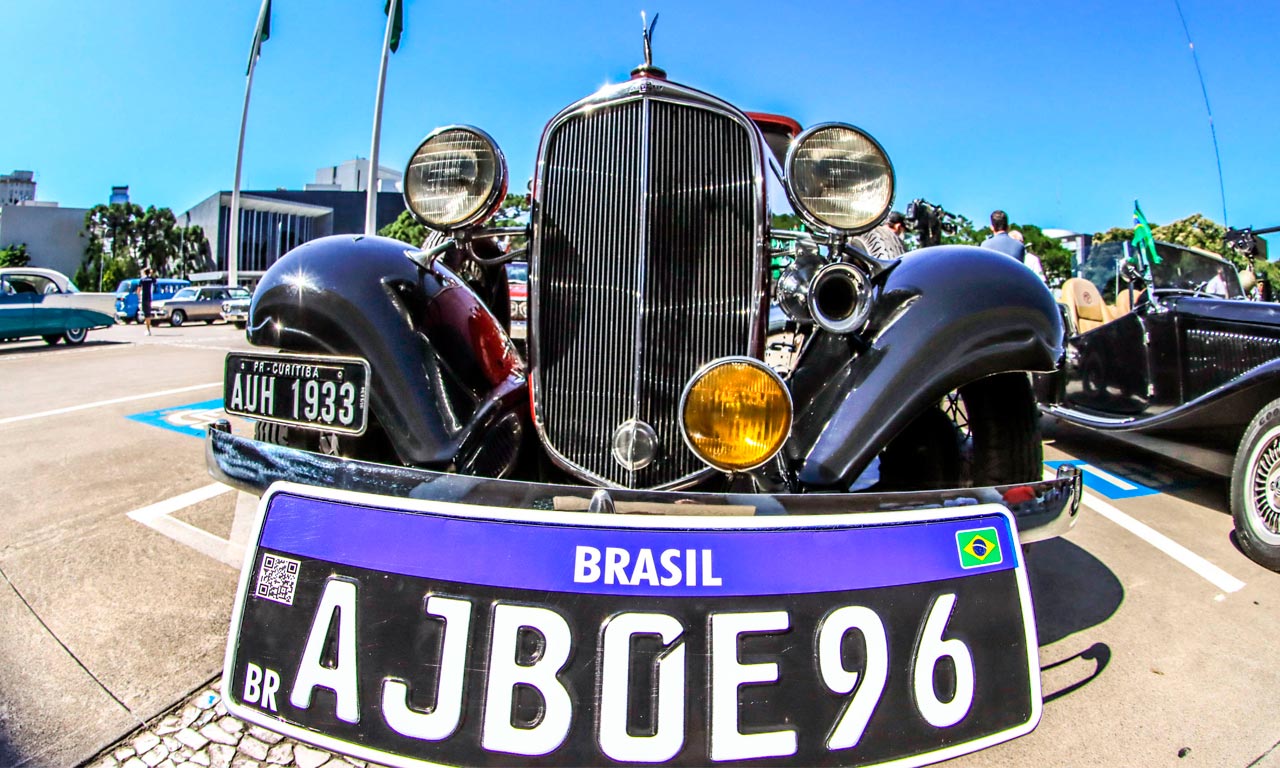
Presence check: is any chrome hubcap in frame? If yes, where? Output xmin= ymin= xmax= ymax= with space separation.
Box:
xmin=1247 ymin=428 xmax=1280 ymax=545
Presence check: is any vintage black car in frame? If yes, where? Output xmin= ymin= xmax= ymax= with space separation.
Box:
xmin=208 ymin=39 xmax=1083 ymax=768
xmin=1037 ymin=238 xmax=1280 ymax=570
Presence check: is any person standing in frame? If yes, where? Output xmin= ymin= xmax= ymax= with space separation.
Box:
xmin=137 ymin=267 xmax=156 ymax=336
xmin=856 ymin=210 xmax=908 ymax=259
xmin=1009 ymin=230 xmax=1044 ymax=282
xmin=981 ymin=210 xmax=1025 ymax=263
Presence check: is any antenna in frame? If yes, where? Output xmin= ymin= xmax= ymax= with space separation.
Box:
xmin=1172 ymin=0 xmax=1228 ymax=226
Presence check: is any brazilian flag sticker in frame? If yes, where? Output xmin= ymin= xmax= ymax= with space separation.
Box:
xmin=956 ymin=527 xmax=1003 ymax=569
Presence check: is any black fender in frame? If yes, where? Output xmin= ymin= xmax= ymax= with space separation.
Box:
xmin=247 ymin=235 xmax=524 ymax=467
xmin=790 ymin=245 xmax=1063 ymax=488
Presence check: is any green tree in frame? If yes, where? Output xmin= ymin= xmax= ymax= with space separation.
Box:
xmin=379 ymin=210 xmax=429 ymax=247
xmin=175 ymin=225 xmax=211 ymax=278
xmin=0 ymin=243 xmax=31 ymax=268
xmin=77 ymin=203 xmax=197 ymax=288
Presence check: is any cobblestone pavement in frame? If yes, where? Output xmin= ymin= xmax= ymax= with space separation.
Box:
xmin=84 ymin=678 xmax=374 ymax=768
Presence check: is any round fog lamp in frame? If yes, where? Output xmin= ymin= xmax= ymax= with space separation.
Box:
xmin=403 ymin=125 xmax=507 ymax=231
xmin=680 ymin=358 xmax=792 ymax=472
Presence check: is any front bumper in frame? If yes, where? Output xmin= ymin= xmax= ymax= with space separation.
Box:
xmin=207 ymin=422 xmax=1082 ymax=543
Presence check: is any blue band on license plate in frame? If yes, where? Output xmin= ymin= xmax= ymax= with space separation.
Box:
xmin=224 ymin=482 xmax=1041 ymax=768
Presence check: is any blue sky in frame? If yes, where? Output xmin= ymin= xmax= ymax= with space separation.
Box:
xmin=3 ymin=1 xmax=1278 ymax=237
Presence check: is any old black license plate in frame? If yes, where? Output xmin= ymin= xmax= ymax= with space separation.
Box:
xmin=224 ymin=483 xmax=1041 ymax=768
xmin=224 ymin=352 xmax=369 ymax=434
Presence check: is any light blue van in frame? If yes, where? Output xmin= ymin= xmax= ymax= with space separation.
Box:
xmin=114 ymin=278 xmax=189 ymax=323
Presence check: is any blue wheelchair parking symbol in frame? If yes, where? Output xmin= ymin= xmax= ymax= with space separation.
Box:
xmin=1044 ymin=460 xmax=1157 ymax=499
xmin=127 ymin=398 xmax=228 ymax=438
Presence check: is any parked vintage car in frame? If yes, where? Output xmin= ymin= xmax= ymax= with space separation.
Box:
xmin=114 ymin=277 xmax=189 ymax=323
xmin=209 ymin=39 xmax=1083 ymax=768
xmin=1037 ymin=238 xmax=1280 ymax=570
xmin=0 ymin=267 xmax=114 ymax=345
xmin=155 ymin=285 xmax=249 ymax=326
xmin=221 ymin=293 xmax=251 ymax=330
xmin=506 ymin=260 xmax=527 ymax=339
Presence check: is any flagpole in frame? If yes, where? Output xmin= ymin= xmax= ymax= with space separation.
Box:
xmin=228 ymin=62 xmax=256 ymax=287
xmin=365 ymin=0 xmax=399 ymax=236
xmin=229 ymin=0 xmax=270 ymax=287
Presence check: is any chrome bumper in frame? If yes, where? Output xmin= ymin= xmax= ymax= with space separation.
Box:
xmin=206 ymin=421 xmax=1082 ymax=543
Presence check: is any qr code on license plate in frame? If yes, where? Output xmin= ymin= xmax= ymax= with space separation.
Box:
xmin=254 ymin=553 xmax=301 ymax=606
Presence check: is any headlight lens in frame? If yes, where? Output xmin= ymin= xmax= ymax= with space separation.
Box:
xmin=680 ymin=358 xmax=792 ymax=472
xmin=784 ymin=123 xmax=894 ymax=234
xmin=403 ymin=126 xmax=507 ymax=231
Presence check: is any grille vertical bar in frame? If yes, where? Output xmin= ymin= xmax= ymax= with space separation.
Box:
xmin=535 ymin=95 xmax=758 ymax=488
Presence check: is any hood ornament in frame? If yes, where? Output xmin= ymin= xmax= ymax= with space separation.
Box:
xmin=631 ymin=11 xmax=666 ymax=78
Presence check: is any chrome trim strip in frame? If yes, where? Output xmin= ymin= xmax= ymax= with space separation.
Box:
xmin=208 ymin=424 xmax=1080 ymax=543
xmin=629 ymin=96 xmax=653 ymax=488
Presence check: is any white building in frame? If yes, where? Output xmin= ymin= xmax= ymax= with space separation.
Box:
xmin=306 ymin=159 xmax=402 ymax=193
xmin=1 ymin=170 xmax=36 ymax=205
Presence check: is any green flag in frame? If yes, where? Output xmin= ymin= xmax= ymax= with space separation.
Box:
xmin=246 ymin=0 xmax=271 ymax=75
xmin=384 ymin=0 xmax=404 ymax=53
xmin=1132 ymin=200 xmax=1161 ymax=264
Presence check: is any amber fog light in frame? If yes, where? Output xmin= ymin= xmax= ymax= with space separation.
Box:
xmin=679 ymin=358 xmax=792 ymax=472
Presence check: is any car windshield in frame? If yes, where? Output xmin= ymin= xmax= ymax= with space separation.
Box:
xmin=115 ymin=280 xmax=136 ymax=295
xmin=1150 ymin=243 xmax=1243 ymax=298
xmin=172 ymin=288 xmax=198 ymax=301
xmin=229 ymin=287 xmax=251 ymax=299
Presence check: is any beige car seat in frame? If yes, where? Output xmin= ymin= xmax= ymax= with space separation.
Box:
xmin=1060 ymin=277 xmax=1111 ymax=334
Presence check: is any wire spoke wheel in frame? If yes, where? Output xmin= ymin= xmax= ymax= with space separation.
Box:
xmin=1231 ymin=399 xmax=1280 ymax=571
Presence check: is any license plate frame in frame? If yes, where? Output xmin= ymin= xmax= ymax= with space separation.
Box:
xmin=223 ymin=482 xmax=1041 ymax=768
xmin=224 ymin=351 xmax=370 ymax=435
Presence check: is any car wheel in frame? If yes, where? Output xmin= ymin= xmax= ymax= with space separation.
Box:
xmin=62 ymin=328 xmax=88 ymax=345
xmin=1230 ymin=397 xmax=1280 ymax=571
xmin=880 ymin=373 xmax=1040 ymax=491
xmin=205 ymin=319 xmax=214 ymax=325
xmin=959 ymin=372 xmax=1042 ymax=486
xmin=170 ymin=310 xmax=186 ymax=327
xmin=42 ymin=334 xmax=62 ymax=345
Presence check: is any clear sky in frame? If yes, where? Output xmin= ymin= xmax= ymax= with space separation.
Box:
xmin=3 ymin=1 xmax=1277 ymax=237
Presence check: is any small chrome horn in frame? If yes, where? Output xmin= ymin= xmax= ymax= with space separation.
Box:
xmin=809 ymin=262 xmax=872 ymax=334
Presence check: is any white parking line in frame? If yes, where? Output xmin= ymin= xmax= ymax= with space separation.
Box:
xmin=1078 ymin=462 xmax=1138 ymax=491
xmin=1081 ymin=492 xmax=1246 ymax=594
xmin=127 ymin=483 xmax=241 ymax=568
xmin=0 ymin=382 xmax=220 ymax=426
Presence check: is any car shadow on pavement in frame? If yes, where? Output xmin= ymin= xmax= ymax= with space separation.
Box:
xmin=0 ymin=339 xmax=125 ymax=357
xmin=1024 ymin=537 xmax=1123 ymax=646
xmin=1023 ymin=538 xmax=1122 ymax=702
xmin=1044 ymin=420 xmax=1232 ymax=515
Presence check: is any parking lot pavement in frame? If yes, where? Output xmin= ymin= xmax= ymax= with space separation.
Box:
xmin=0 ymin=323 xmax=252 ymax=766
xmin=5 ymin=326 xmax=1280 ymax=767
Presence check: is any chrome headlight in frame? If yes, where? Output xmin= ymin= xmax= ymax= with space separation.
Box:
xmin=403 ymin=126 xmax=508 ymax=231
xmin=784 ymin=123 xmax=894 ymax=235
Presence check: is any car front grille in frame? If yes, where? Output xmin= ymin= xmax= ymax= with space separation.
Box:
xmin=532 ymin=90 xmax=761 ymax=488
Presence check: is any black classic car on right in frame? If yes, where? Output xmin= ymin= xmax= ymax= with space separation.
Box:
xmin=1037 ymin=238 xmax=1280 ymax=570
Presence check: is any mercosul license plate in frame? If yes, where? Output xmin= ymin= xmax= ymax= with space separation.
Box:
xmin=223 ymin=351 xmax=369 ymax=434
xmin=224 ymin=483 xmax=1041 ymax=768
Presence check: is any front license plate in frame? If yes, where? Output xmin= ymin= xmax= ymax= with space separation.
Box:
xmin=224 ymin=483 xmax=1041 ymax=768
xmin=224 ymin=352 xmax=369 ymax=435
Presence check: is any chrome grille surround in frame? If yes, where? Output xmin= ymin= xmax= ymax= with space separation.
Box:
xmin=529 ymin=78 xmax=768 ymax=489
